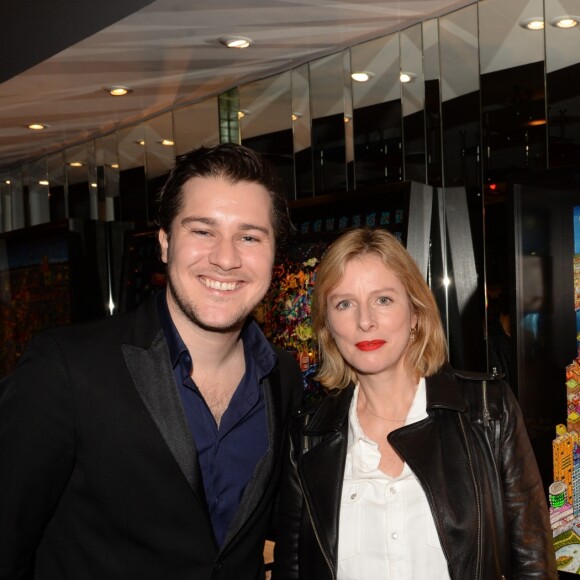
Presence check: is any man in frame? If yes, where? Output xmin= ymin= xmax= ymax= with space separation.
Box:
xmin=0 ymin=143 xmax=303 ymax=579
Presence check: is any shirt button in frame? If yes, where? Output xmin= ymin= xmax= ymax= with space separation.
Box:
xmin=350 ymin=493 xmax=357 ymax=500
xmin=391 ymin=532 xmax=399 ymax=540
xmin=390 ymin=487 xmax=396 ymax=494
xmin=215 ymin=561 xmax=223 ymax=571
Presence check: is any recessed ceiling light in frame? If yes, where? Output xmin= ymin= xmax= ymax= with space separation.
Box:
xmin=90 ymin=182 xmax=98 ymax=188
xmin=551 ymin=15 xmax=580 ymax=28
xmin=106 ymin=86 xmax=132 ymax=96
xmin=38 ymin=180 xmax=49 ymax=186
xmin=351 ymin=71 xmax=374 ymax=83
xmin=291 ymin=112 xmax=303 ymax=121
xmin=136 ymin=140 xmax=145 ymax=146
xmin=68 ymin=162 xmax=83 ymax=167
xmin=219 ymin=36 xmax=253 ymax=49
xmin=5 ymin=180 xmax=11 ymax=184
xmin=237 ymin=110 xmax=250 ymax=119
xmin=400 ymin=72 xmax=417 ymax=83
xmin=110 ymin=163 xmax=119 ymax=169
xmin=27 ymin=123 xmax=48 ymax=130
xmin=159 ymin=139 xmax=175 ymax=146
xmin=519 ymin=17 xmax=544 ymax=30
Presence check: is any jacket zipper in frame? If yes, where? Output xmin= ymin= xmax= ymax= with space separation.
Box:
xmin=482 ymin=380 xmax=491 ymax=427
xmin=458 ymin=413 xmax=482 ymax=579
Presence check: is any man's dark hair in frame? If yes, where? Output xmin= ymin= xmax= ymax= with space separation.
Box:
xmin=155 ymin=143 xmax=293 ymax=249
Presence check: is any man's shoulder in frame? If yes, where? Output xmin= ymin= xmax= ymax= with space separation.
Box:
xmin=33 ymin=297 xmax=159 ymax=351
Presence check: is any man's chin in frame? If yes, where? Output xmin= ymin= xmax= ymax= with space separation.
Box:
xmin=185 ymin=308 xmax=250 ymax=334
xmin=195 ymin=318 xmax=246 ymax=334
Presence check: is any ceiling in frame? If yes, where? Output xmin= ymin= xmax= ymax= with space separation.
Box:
xmin=0 ymin=0 xmax=476 ymax=174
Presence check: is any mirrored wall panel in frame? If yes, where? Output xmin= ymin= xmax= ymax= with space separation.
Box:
xmin=240 ymin=72 xmax=294 ymax=199
xmin=351 ymin=34 xmax=402 ymax=188
xmin=310 ymin=52 xmax=347 ymax=195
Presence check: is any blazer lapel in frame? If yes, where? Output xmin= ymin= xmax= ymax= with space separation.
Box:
xmin=122 ymin=330 xmax=209 ymax=516
xmin=222 ymin=369 xmax=282 ymax=546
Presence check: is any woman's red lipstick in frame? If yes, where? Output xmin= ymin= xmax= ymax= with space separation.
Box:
xmin=355 ymin=340 xmax=385 ymax=351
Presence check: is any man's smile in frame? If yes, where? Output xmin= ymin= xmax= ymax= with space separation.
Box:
xmin=201 ymin=276 xmax=241 ymax=291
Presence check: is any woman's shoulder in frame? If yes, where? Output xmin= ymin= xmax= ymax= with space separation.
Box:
xmin=292 ymin=383 xmax=354 ymax=433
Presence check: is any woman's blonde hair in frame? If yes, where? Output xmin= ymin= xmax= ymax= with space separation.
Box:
xmin=312 ymin=228 xmax=448 ymax=389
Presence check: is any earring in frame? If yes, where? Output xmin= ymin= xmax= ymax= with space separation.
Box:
xmin=409 ymin=327 xmax=416 ymax=343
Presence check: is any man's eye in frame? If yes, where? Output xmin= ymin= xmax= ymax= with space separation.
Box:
xmin=377 ymin=296 xmax=391 ymax=305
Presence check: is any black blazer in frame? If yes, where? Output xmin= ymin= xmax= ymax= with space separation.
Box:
xmin=0 ymin=295 xmax=303 ymax=580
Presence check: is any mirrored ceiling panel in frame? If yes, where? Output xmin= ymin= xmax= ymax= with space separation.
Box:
xmin=351 ymin=34 xmax=400 ymax=110
xmin=546 ymin=0 xmax=580 ymax=73
xmin=479 ymin=0 xmax=545 ymax=75
xmin=439 ymin=4 xmax=479 ymax=103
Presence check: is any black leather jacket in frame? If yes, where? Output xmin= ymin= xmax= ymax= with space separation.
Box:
xmin=273 ymin=365 xmax=557 ymax=579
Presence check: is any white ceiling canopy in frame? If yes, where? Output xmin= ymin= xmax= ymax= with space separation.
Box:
xmin=0 ymin=0 xmax=476 ymax=173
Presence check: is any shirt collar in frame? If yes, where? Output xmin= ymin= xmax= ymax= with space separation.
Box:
xmin=346 ymin=378 xmax=427 ymax=477
xmin=348 ymin=377 xmax=427 ymax=449
xmin=156 ymin=290 xmax=277 ymax=379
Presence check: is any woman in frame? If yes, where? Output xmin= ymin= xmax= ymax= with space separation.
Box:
xmin=273 ymin=228 xmax=556 ymax=579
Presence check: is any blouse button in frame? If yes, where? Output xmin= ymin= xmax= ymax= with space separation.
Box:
xmin=350 ymin=493 xmax=357 ymax=500
xmin=391 ymin=532 xmax=399 ymax=540
xmin=390 ymin=487 xmax=396 ymax=494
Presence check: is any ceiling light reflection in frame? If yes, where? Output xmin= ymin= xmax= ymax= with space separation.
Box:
xmin=551 ymin=16 xmax=580 ymax=28
xmin=219 ymin=36 xmax=253 ymax=49
xmin=519 ymin=17 xmax=544 ymax=30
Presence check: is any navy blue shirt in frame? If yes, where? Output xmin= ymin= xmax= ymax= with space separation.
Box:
xmin=157 ymin=292 xmax=274 ymax=547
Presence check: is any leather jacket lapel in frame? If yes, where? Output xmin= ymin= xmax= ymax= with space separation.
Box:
xmin=298 ymin=387 xmax=352 ymax=568
xmin=122 ymin=330 xmax=209 ymax=516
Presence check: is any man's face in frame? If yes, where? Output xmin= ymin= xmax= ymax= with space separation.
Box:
xmin=158 ymin=175 xmax=276 ymax=334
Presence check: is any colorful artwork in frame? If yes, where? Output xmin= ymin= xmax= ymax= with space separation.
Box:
xmin=0 ymin=233 xmax=72 ymax=377
xmin=550 ymin=205 xmax=580 ymax=574
xmin=255 ymin=239 xmax=331 ymax=402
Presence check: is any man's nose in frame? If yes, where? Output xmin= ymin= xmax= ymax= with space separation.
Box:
xmin=208 ymin=238 xmax=242 ymax=270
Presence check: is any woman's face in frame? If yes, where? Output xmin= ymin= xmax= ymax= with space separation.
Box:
xmin=326 ymin=254 xmax=417 ymax=380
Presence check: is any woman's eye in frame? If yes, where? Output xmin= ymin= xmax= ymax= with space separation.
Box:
xmin=336 ymin=300 xmax=351 ymax=310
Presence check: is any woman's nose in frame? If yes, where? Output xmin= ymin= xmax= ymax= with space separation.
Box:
xmin=357 ymin=305 xmax=377 ymax=332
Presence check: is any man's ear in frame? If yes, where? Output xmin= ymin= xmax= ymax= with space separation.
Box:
xmin=158 ymin=229 xmax=169 ymax=264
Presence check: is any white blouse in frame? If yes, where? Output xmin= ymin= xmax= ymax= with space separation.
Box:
xmin=337 ymin=379 xmax=451 ymax=580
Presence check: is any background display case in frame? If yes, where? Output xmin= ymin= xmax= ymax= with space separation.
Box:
xmin=0 ymin=219 xmax=128 ymax=377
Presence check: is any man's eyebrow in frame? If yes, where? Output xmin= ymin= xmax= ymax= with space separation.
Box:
xmin=239 ymin=223 xmax=271 ymax=236
xmin=180 ymin=216 xmax=215 ymax=227
xmin=180 ymin=216 xmax=271 ymax=236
